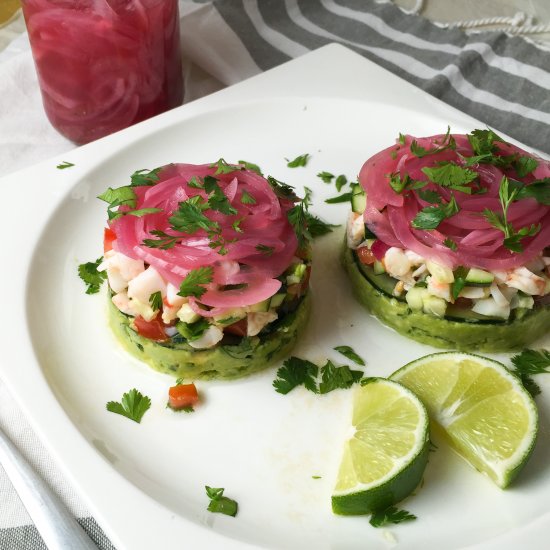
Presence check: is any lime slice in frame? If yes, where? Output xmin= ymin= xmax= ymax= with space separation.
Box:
xmin=391 ymin=352 xmax=538 ymax=488
xmin=332 ymin=378 xmax=430 ymax=515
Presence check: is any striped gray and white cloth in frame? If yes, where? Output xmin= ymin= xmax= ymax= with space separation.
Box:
xmin=1 ymin=1 xmax=549 ymax=548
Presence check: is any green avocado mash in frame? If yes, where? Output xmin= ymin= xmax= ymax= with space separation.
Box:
xmin=342 ymin=245 xmax=550 ymax=352
xmin=108 ymin=292 xmax=311 ymax=380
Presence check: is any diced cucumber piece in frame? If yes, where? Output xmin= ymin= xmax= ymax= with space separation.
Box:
xmin=213 ymin=307 xmax=247 ymax=325
xmin=422 ymin=295 xmax=447 ymax=318
xmin=351 ymin=184 xmax=366 ymax=214
xmin=465 ymin=268 xmax=495 ymax=286
xmin=406 ymin=287 xmax=426 ymax=311
xmin=511 ymin=294 xmax=534 ymax=310
xmin=286 ymin=263 xmax=307 ymax=285
xmin=177 ymin=303 xmax=201 ymax=324
xmin=373 ymin=260 xmax=386 ymax=275
xmin=269 ymin=293 xmax=286 ymax=309
xmin=249 ymin=298 xmax=271 ymax=313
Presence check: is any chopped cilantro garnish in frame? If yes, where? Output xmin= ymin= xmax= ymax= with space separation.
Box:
xmin=106 ymin=388 xmax=151 ymax=423
xmin=421 ymin=161 xmax=478 ymax=193
xmin=417 ymin=189 xmax=442 ymax=204
xmin=273 ymin=356 xmax=364 ymax=395
xmin=205 ymin=486 xmax=238 ymax=517
xmin=169 ymin=196 xmax=215 ymax=234
xmin=78 ymin=257 xmax=107 ymax=295
xmin=514 ymin=156 xmax=538 ymax=178
xmin=325 ymin=192 xmax=353 ymax=204
xmin=411 ymin=194 xmax=459 ymax=230
xmin=443 ymin=237 xmax=458 ymax=251
xmin=304 ymin=212 xmax=339 ymax=238
xmin=176 ymin=318 xmax=210 ymax=341
xmin=149 ymin=291 xmax=162 ymax=311
xmin=273 ymin=357 xmax=319 ymax=394
xmin=177 ymin=267 xmax=213 ymax=298
xmin=56 ymin=161 xmax=74 ymax=169
xmin=286 ymin=153 xmax=310 ymax=168
xmin=410 ymin=126 xmax=455 ymax=158
xmin=267 ymin=176 xmax=299 ymax=201
xmin=238 ymin=159 xmax=263 ymax=175
xmin=515 ymin=178 xmax=550 ymax=205
xmin=483 ymin=176 xmax=541 ymax=252
xmin=130 ymin=167 xmax=161 ymax=186
xmin=318 ymin=360 xmax=363 ymax=394
xmin=398 ymin=132 xmax=407 ymax=145
xmin=241 ymin=190 xmax=257 ymax=205
xmin=317 ymin=171 xmax=334 ymax=183
xmin=333 ymin=345 xmax=365 ymax=366
xmin=369 ymin=506 xmax=417 ymax=528
xmin=335 ymin=175 xmax=348 ymax=192
xmin=510 ymin=349 xmax=550 ymax=396
xmin=256 ymin=244 xmax=274 ymax=256
xmin=388 ymin=173 xmax=426 ymax=194
xmin=210 ymin=158 xmax=237 ymax=175
xmin=143 ymin=229 xmax=181 ymax=249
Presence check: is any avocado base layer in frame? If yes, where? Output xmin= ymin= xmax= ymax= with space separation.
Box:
xmin=342 ymin=245 xmax=550 ymax=352
xmin=108 ymin=293 xmax=311 ymax=380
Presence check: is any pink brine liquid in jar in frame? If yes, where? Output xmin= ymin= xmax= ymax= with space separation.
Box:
xmin=22 ymin=0 xmax=183 ymax=144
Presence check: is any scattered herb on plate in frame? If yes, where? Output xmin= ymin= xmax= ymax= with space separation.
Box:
xmin=56 ymin=161 xmax=74 ymax=169
xmin=286 ymin=153 xmax=310 ymax=168
xmin=205 ymin=486 xmax=238 ymax=517
xmin=106 ymin=388 xmax=151 ymax=423
xmin=369 ymin=506 xmax=417 ymax=528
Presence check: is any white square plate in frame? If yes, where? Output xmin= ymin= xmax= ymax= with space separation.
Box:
xmin=1 ymin=44 xmax=549 ymax=549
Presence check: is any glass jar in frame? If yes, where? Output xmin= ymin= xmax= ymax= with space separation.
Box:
xmin=21 ymin=0 xmax=184 ymax=144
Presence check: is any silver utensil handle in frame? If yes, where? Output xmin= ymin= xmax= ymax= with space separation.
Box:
xmin=0 ymin=427 xmax=99 ymax=550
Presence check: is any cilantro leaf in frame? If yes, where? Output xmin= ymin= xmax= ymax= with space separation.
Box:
xmin=514 ymin=156 xmax=538 ymax=178
xmin=318 ymin=360 xmax=363 ymax=394
xmin=241 ymin=190 xmax=257 ymax=205
xmin=207 ymin=181 xmax=238 ymax=215
xmin=421 ymin=162 xmax=478 ymax=193
xmin=467 ymin=128 xmax=505 ymax=157
xmin=98 ymin=186 xmax=136 ymax=209
xmin=333 ymin=345 xmax=365 ymax=366
xmin=149 ymin=291 xmax=162 ymax=311
xmin=56 ymin=161 xmax=74 ymax=169
xmin=267 ymin=176 xmax=299 ymax=201
xmin=388 ymin=173 xmax=426 ymax=194
xmin=503 ymin=224 xmax=540 ymax=253
xmin=287 ymin=189 xmax=313 ymax=249
xmin=417 ymin=189 xmax=442 ymax=204
xmin=256 ymin=244 xmax=274 ymax=256
xmin=210 ymin=158 xmax=237 ymax=175
xmin=106 ymin=388 xmax=151 ymax=423
xmin=317 ymin=171 xmax=334 ymax=184
xmin=325 ymin=192 xmax=353 ymax=204
xmin=410 ymin=127 xmax=455 ymax=158
xmin=78 ymin=257 xmax=107 ymax=295
xmin=169 ymin=196 xmax=215 ymax=234
xmin=177 ymin=267 xmax=214 ymax=298
xmin=398 ymin=132 xmax=407 ymax=145
xmin=238 ymin=159 xmax=262 ymax=175
xmin=176 ymin=318 xmax=210 ymax=341
xmin=305 ymin=212 xmax=339 ymax=238
xmin=515 ymin=178 xmax=550 ymax=205
xmin=205 ymin=486 xmax=238 ymax=517
xmin=509 ymin=349 xmax=550 ymax=397
xmin=369 ymin=506 xmax=417 ymax=528
xmin=286 ymin=153 xmax=310 ymax=168
xmin=143 ymin=229 xmax=181 ymax=249
xmin=335 ymin=175 xmax=348 ymax=192
xmin=411 ymin=194 xmax=459 ymax=230
xmin=130 ymin=167 xmax=161 ymax=186
xmin=187 ymin=176 xmax=204 ymax=189
xmin=444 ymin=237 xmax=458 ymax=251
xmin=273 ymin=357 xmax=319 ymax=394
xmin=511 ymin=349 xmax=550 ymax=376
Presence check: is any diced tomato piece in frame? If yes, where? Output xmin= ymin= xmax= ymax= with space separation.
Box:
xmin=224 ymin=318 xmax=248 ymax=337
xmin=103 ymin=227 xmax=117 ymax=253
xmin=134 ymin=314 xmax=168 ymax=341
xmin=356 ymin=246 xmax=376 ymax=265
xmin=168 ymin=383 xmax=199 ymax=409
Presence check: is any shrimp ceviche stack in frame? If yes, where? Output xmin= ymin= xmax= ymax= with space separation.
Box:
xmin=343 ymin=128 xmax=550 ymax=351
xmin=86 ymin=160 xmax=312 ymax=379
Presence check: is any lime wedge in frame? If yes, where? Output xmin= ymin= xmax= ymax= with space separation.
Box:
xmin=332 ymin=378 xmax=430 ymax=515
xmin=391 ymin=352 xmax=538 ymax=488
